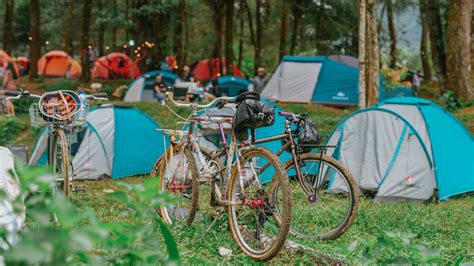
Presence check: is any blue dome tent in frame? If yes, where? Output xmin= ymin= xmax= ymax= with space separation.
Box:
xmin=325 ymin=97 xmax=473 ymax=201
xmin=205 ymin=76 xmax=253 ymax=96
xmin=261 ymin=55 xmax=413 ymax=106
xmin=124 ymin=70 xmax=179 ymax=102
xmin=30 ymin=105 xmax=167 ymax=180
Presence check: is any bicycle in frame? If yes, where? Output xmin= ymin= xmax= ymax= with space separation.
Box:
xmin=154 ymin=104 xmax=358 ymax=241
xmin=153 ymin=92 xmax=292 ymax=261
xmin=2 ymin=89 xmax=107 ymax=197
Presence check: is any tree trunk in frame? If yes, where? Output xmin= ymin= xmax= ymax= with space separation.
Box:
xmin=279 ymin=0 xmax=289 ymax=61
xmin=125 ymin=0 xmax=130 ymax=42
xmin=3 ymin=0 xmax=15 ymax=55
xmin=315 ymin=0 xmax=325 ymax=53
xmin=289 ymin=1 xmax=302 ymax=55
xmin=358 ymin=0 xmax=367 ymax=108
xmin=426 ymin=0 xmax=446 ymax=91
xmin=63 ymin=0 xmax=73 ymax=56
xmin=80 ymin=0 xmax=92 ymax=82
xmin=386 ymin=0 xmax=397 ymax=68
xmin=445 ymin=0 xmax=472 ymax=100
xmin=419 ymin=0 xmax=432 ymax=80
xmin=97 ymin=0 xmax=105 ymax=56
xmin=254 ymin=0 xmax=263 ymax=75
xmin=225 ymin=0 xmax=235 ymax=75
xmin=358 ymin=0 xmax=379 ymax=108
xmin=112 ymin=0 xmax=117 ymax=50
xmin=237 ymin=1 xmax=244 ymax=68
xmin=208 ymin=0 xmax=225 ymax=75
xmin=367 ymin=0 xmax=379 ymax=106
xmin=29 ymin=0 xmax=41 ymax=80
xmin=176 ymin=0 xmax=187 ymax=76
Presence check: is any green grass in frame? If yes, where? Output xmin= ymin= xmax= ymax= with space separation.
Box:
xmin=71 ymin=178 xmax=473 ymax=264
xmin=6 ymin=92 xmax=474 ymax=264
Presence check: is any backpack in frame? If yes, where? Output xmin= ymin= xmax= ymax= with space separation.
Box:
xmin=232 ymin=92 xmax=275 ymax=140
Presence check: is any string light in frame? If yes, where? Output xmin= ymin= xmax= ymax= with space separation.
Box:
xmin=105 ymin=46 xmax=110 ymax=50
xmin=45 ymin=40 xmax=50 ymax=45
xmin=28 ymin=36 xmax=32 ymax=41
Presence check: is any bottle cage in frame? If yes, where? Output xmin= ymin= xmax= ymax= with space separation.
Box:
xmin=38 ymin=90 xmax=81 ymax=122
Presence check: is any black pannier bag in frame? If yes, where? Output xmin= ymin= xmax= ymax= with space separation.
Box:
xmin=233 ymin=92 xmax=275 ymax=139
xmin=298 ymin=118 xmax=321 ymax=146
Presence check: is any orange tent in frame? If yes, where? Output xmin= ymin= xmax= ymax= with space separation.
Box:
xmin=192 ymin=57 xmax=244 ymax=82
xmin=0 ymin=50 xmax=20 ymax=76
xmin=38 ymin=50 xmax=82 ymax=78
xmin=92 ymin=52 xmax=141 ymax=79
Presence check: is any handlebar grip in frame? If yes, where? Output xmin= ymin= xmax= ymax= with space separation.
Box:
xmin=2 ymin=90 xmax=21 ymax=97
xmin=278 ymin=111 xmax=294 ymax=117
xmin=92 ymin=93 xmax=108 ymax=98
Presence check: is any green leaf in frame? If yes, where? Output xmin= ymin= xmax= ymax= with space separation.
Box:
xmin=157 ymin=218 xmax=181 ymax=263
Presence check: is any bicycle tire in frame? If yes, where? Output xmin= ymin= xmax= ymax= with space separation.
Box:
xmin=281 ymin=153 xmax=359 ymax=240
xmin=155 ymin=144 xmax=199 ymax=226
xmin=227 ymin=146 xmax=291 ymax=261
xmin=49 ymin=130 xmax=71 ymax=197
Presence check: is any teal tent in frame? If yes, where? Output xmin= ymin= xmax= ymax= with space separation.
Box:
xmin=125 ymin=70 xmax=179 ymax=102
xmin=261 ymin=55 xmax=413 ymax=106
xmin=30 ymin=105 xmax=167 ymax=180
xmin=205 ymin=76 xmax=252 ymax=96
xmin=326 ymin=97 xmax=473 ymax=201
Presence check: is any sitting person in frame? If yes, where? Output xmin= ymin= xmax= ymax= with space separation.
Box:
xmin=153 ymin=74 xmax=168 ymax=102
xmin=186 ymin=76 xmax=204 ymax=102
xmin=205 ymin=78 xmax=222 ymax=101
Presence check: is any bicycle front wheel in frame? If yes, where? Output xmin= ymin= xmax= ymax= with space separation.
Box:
xmin=155 ymin=145 xmax=199 ymax=226
xmin=227 ymin=146 xmax=291 ymax=261
xmin=49 ymin=130 xmax=71 ymax=197
xmin=279 ymin=153 xmax=358 ymax=240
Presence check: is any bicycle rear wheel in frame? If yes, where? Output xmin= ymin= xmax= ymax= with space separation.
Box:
xmin=278 ymin=153 xmax=358 ymax=240
xmin=155 ymin=145 xmax=199 ymax=226
xmin=227 ymin=146 xmax=291 ymax=261
xmin=49 ymin=130 xmax=71 ymax=197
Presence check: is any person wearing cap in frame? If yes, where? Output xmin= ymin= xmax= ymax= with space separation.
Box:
xmin=253 ymin=67 xmax=269 ymax=95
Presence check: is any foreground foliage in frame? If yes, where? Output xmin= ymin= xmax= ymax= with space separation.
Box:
xmin=1 ymin=165 xmax=180 ymax=265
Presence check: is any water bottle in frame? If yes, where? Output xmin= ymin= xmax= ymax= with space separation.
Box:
xmin=77 ymin=90 xmax=88 ymax=124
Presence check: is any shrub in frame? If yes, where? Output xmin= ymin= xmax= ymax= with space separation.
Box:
xmin=439 ymin=90 xmax=474 ymax=112
xmin=0 ymin=116 xmax=24 ymax=146
xmin=1 ymin=165 xmax=180 ymax=265
xmin=38 ymin=79 xmax=80 ymax=92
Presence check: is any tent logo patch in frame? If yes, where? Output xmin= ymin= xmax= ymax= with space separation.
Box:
xmin=333 ymin=91 xmax=349 ymax=101
xmin=398 ymin=176 xmax=420 ymax=190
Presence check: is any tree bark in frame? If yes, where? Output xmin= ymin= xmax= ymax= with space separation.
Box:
xmin=80 ymin=0 xmax=92 ymax=82
xmin=29 ymin=0 xmax=41 ymax=80
xmin=279 ymin=0 xmax=289 ymax=61
xmin=315 ymin=0 xmax=325 ymax=53
xmin=237 ymin=1 xmax=244 ymax=68
xmin=97 ymin=0 xmax=105 ymax=56
xmin=254 ymin=0 xmax=263 ymax=74
xmin=208 ymin=0 xmax=225 ymax=75
xmin=425 ymin=0 xmax=446 ymax=91
xmin=445 ymin=0 xmax=472 ymax=100
xmin=386 ymin=0 xmax=397 ymax=68
xmin=419 ymin=0 xmax=432 ymax=80
xmin=359 ymin=0 xmax=380 ymax=108
xmin=225 ymin=0 xmax=235 ymax=75
xmin=112 ymin=0 xmax=117 ymax=50
xmin=358 ymin=0 xmax=367 ymax=108
xmin=63 ymin=0 xmax=73 ymax=56
xmin=125 ymin=0 xmax=130 ymax=43
xmin=289 ymin=1 xmax=302 ymax=55
xmin=3 ymin=0 xmax=15 ymax=55
xmin=176 ymin=0 xmax=187 ymax=76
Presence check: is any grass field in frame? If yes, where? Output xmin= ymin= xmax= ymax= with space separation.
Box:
xmin=4 ymin=85 xmax=474 ymax=264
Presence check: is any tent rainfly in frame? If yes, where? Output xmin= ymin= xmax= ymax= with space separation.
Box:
xmin=325 ymin=97 xmax=474 ymax=201
xmin=30 ymin=105 xmax=167 ymax=179
xmin=205 ymin=76 xmax=253 ymax=97
xmin=261 ymin=55 xmax=413 ymax=106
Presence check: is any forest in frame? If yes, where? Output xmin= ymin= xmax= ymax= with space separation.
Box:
xmin=0 ymin=0 xmax=472 ymax=102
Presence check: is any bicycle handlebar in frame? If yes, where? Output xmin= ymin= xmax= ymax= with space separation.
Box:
xmin=86 ymin=93 xmax=108 ymax=100
xmin=164 ymin=92 xmax=235 ymax=109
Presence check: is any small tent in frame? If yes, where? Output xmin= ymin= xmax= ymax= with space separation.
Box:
xmin=124 ymin=70 xmax=179 ymax=102
xmin=325 ymin=97 xmax=474 ymax=201
xmin=30 ymin=105 xmax=167 ymax=180
xmin=92 ymin=52 xmax=141 ymax=79
xmin=261 ymin=55 xmax=412 ymax=106
xmin=38 ymin=50 xmax=82 ymax=78
xmin=205 ymin=76 xmax=253 ymax=97
xmin=0 ymin=50 xmax=20 ymax=77
xmin=192 ymin=58 xmax=244 ymax=82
